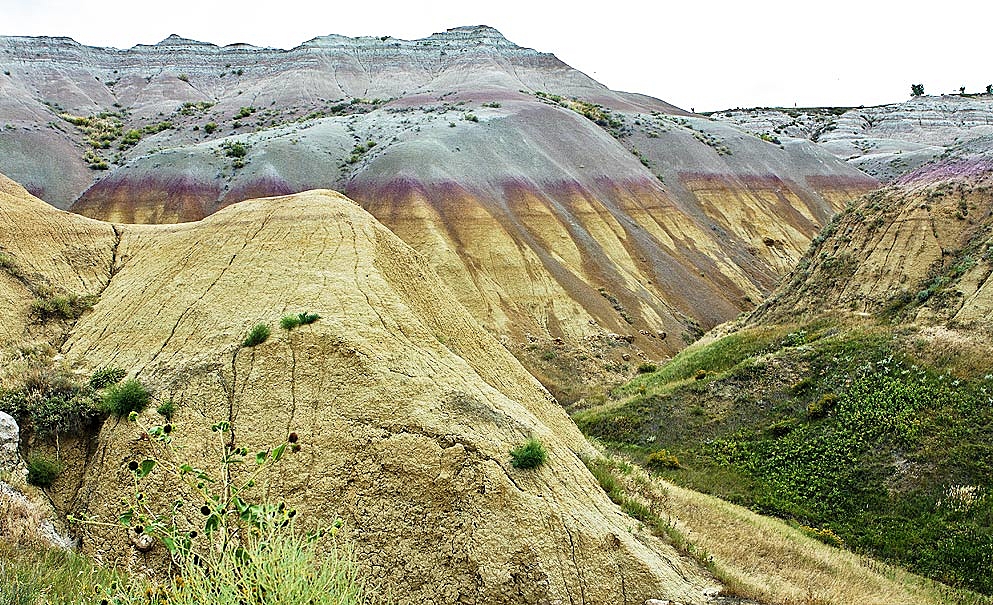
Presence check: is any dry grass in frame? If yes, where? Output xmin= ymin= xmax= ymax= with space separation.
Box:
xmin=0 ymin=486 xmax=46 ymax=547
xmin=906 ymin=325 xmax=993 ymax=378
xmin=587 ymin=446 xmax=991 ymax=605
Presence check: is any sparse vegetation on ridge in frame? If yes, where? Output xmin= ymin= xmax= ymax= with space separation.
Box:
xmin=280 ymin=311 xmax=320 ymax=331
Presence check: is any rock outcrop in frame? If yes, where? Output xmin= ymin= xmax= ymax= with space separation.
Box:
xmin=0 ymin=411 xmax=18 ymax=472
xmin=751 ymin=150 xmax=993 ymax=334
xmin=0 ymin=173 xmax=717 ymax=604
xmin=712 ymin=95 xmax=993 ymax=182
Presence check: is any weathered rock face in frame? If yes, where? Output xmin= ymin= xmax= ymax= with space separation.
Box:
xmin=0 ymin=27 xmax=877 ymax=360
xmin=711 ymin=95 xmax=993 ymax=182
xmin=0 ymin=173 xmax=716 ymax=604
xmin=751 ymin=151 xmax=993 ymax=332
xmin=0 ymin=411 xmax=19 ymax=471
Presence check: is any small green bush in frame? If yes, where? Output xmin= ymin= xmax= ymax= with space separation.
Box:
xmin=30 ymin=294 xmax=97 ymax=322
xmin=281 ymin=312 xmax=321 ymax=331
xmin=101 ymin=379 xmax=150 ymax=418
xmin=242 ymin=323 xmax=271 ymax=347
xmin=644 ymin=449 xmax=680 ymax=470
xmin=26 ymin=454 xmax=62 ymax=487
xmin=223 ymin=141 xmax=249 ymax=158
xmin=637 ymin=363 xmax=658 ymax=374
xmin=89 ymin=366 xmax=126 ymax=389
xmin=806 ymin=393 xmax=837 ymax=419
xmin=510 ymin=438 xmax=548 ymax=469
xmin=204 ymin=122 xmax=218 ymax=134
xmin=156 ymin=399 xmax=176 ymax=421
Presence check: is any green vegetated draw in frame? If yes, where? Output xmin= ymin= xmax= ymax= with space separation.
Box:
xmin=575 ymin=320 xmax=993 ymax=594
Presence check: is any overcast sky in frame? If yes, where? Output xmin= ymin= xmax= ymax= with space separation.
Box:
xmin=1 ymin=0 xmax=988 ymax=112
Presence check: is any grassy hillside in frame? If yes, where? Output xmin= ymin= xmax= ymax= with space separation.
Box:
xmin=576 ymin=318 xmax=993 ymax=595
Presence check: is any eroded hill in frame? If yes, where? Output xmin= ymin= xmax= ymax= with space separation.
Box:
xmin=0 ymin=173 xmax=729 ymax=604
xmin=0 ymin=27 xmax=877 ymax=366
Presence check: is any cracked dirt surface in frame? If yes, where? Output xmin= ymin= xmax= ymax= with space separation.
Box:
xmin=0 ymin=176 xmax=720 ymax=604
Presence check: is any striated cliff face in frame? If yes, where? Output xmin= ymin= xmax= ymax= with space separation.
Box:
xmin=0 ymin=27 xmax=877 ymax=360
xmin=0 ymin=173 xmax=719 ymax=604
xmin=711 ymin=95 xmax=993 ymax=182
xmin=751 ymin=150 xmax=993 ymax=333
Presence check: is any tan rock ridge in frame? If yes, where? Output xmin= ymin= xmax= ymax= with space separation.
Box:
xmin=750 ymin=153 xmax=993 ymax=335
xmin=0 ymin=174 xmax=717 ymax=604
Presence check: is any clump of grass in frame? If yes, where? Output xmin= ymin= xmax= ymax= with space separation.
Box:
xmin=29 ymin=293 xmax=97 ymax=322
xmin=26 ymin=454 xmax=62 ymax=487
xmin=0 ymin=542 xmax=128 ymax=605
xmin=101 ymin=379 xmax=150 ymax=418
xmin=637 ymin=363 xmax=658 ymax=374
xmin=644 ymin=449 xmax=681 ymax=470
xmin=510 ymin=438 xmax=548 ymax=469
xmin=145 ymin=530 xmax=368 ymax=605
xmin=280 ymin=312 xmax=320 ymax=331
xmin=89 ymin=366 xmax=126 ymax=389
xmin=156 ymin=398 xmax=176 ymax=421
xmin=242 ymin=323 xmax=271 ymax=347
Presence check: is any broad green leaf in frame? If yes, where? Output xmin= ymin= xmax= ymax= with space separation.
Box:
xmin=137 ymin=459 xmax=156 ymax=478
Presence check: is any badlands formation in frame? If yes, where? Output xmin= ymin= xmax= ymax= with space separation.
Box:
xmin=0 ymin=27 xmax=877 ymax=361
xmin=712 ymin=94 xmax=993 ymax=183
xmin=0 ymin=173 xmax=719 ymax=603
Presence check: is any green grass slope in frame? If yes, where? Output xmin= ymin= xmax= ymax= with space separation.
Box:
xmin=577 ymin=319 xmax=993 ymax=594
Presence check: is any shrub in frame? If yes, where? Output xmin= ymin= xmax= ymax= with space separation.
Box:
xmin=26 ymin=455 xmax=62 ymax=487
xmin=281 ymin=312 xmax=321 ymax=331
xmin=156 ymin=399 xmax=176 ymax=421
xmin=637 ymin=363 xmax=658 ymax=374
xmin=30 ymin=293 xmax=97 ymax=322
xmin=89 ymin=366 xmax=126 ymax=389
xmin=510 ymin=438 xmax=548 ymax=469
xmin=694 ymin=369 xmax=707 ymax=381
xmin=101 ymin=379 xmax=150 ymax=418
xmin=204 ymin=122 xmax=218 ymax=134
xmin=806 ymin=393 xmax=837 ymax=419
xmin=644 ymin=449 xmax=680 ymax=470
xmin=242 ymin=323 xmax=271 ymax=347
xmin=222 ymin=141 xmax=249 ymax=158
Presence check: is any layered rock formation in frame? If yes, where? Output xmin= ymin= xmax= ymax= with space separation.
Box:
xmin=711 ymin=95 xmax=993 ymax=182
xmin=751 ymin=150 xmax=993 ymax=333
xmin=0 ymin=173 xmax=719 ymax=604
xmin=0 ymin=27 xmax=877 ymax=359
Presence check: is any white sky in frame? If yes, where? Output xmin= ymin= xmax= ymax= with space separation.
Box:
xmin=1 ymin=0 xmax=988 ymax=112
